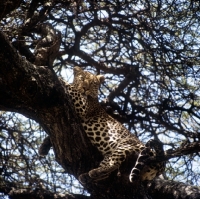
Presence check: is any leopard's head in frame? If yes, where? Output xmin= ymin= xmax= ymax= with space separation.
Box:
xmin=73 ymin=66 xmax=104 ymax=98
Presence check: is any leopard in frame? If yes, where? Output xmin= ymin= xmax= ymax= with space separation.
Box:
xmin=39 ymin=66 xmax=165 ymax=183
xmin=67 ymin=66 xmax=165 ymax=183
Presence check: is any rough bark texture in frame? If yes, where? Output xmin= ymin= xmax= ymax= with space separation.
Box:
xmin=0 ymin=31 xmax=200 ymax=199
xmin=146 ymin=178 xmax=200 ymax=199
xmin=0 ymin=30 xmax=99 ymax=179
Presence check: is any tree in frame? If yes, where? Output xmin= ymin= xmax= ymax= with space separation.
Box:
xmin=0 ymin=0 xmax=200 ymax=198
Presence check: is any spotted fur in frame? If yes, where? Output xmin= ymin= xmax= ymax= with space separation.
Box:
xmin=66 ymin=66 xmax=165 ymax=183
xmin=129 ymin=139 xmax=165 ymax=182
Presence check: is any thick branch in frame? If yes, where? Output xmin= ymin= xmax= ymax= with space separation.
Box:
xmin=0 ymin=30 xmax=99 ymax=179
xmin=146 ymin=177 xmax=200 ymax=199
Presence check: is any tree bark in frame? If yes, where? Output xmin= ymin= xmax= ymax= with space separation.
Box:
xmin=0 ymin=31 xmax=200 ymax=199
xmin=146 ymin=178 xmax=200 ymax=199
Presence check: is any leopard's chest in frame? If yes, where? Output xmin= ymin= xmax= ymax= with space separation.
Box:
xmin=66 ymin=86 xmax=88 ymax=117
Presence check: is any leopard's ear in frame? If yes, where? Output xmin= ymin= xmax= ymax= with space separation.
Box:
xmin=97 ymin=75 xmax=105 ymax=83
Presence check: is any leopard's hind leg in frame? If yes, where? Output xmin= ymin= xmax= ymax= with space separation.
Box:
xmin=129 ymin=139 xmax=165 ymax=182
xmin=79 ymin=141 xmax=139 ymax=183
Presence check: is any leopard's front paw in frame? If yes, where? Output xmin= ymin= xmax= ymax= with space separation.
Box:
xmin=79 ymin=173 xmax=92 ymax=184
xmin=89 ymin=169 xmax=109 ymax=181
xmin=88 ymin=168 xmax=100 ymax=178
